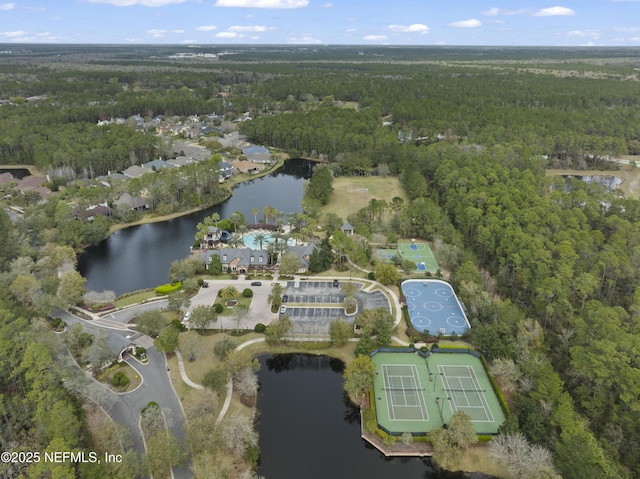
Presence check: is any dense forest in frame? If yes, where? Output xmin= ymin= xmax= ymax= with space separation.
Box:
xmin=1 ymin=44 xmax=640 ymax=478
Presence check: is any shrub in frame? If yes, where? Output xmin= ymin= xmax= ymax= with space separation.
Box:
xmin=197 ymin=278 xmax=205 ymax=286
xmin=254 ymin=323 xmax=266 ymax=333
xmin=213 ymin=303 xmax=224 ymax=314
xmin=141 ymin=401 xmax=159 ymax=415
xmin=367 ymin=271 xmax=376 ymax=280
xmin=242 ymin=288 xmax=253 ymax=298
xmin=170 ymin=319 xmax=187 ymax=332
xmin=52 ymin=317 xmax=63 ymax=327
xmin=155 ymin=282 xmax=182 ymax=295
xmin=112 ymin=371 xmax=130 ymax=388
xmin=406 ymin=327 xmax=422 ymax=342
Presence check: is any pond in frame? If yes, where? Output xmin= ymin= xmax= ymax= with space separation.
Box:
xmin=0 ymin=168 xmax=31 ymax=179
xmin=77 ymin=159 xmax=314 ymax=295
xmin=255 ymin=354 xmax=491 ymax=479
xmin=561 ymin=174 xmax=622 ymax=191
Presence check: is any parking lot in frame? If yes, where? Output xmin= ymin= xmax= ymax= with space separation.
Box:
xmin=282 ymin=280 xmax=391 ymax=336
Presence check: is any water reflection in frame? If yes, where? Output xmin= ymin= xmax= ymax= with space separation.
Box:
xmin=78 ymin=159 xmax=313 ymax=294
xmin=256 ymin=354 xmax=493 ymax=479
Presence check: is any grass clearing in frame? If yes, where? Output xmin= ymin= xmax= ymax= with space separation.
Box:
xmin=114 ymin=290 xmax=157 ymax=308
xmin=320 ymin=176 xmax=407 ymax=223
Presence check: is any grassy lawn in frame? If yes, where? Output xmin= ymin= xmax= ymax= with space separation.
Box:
xmin=114 ymin=290 xmax=157 ymax=309
xmin=320 ymin=176 xmax=407 ymax=223
xmin=216 ymin=296 xmax=253 ymax=316
xmin=102 ymin=363 xmax=143 ymax=392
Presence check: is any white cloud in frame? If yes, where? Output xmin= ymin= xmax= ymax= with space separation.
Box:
xmin=181 ymin=39 xmax=198 ymax=43
xmin=482 ymin=7 xmax=529 ymax=16
xmin=632 ymin=36 xmax=640 ymax=41
xmin=196 ymin=25 xmax=217 ymax=31
xmin=533 ymin=6 xmax=575 ymax=16
xmin=614 ymin=26 xmax=640 ymax=32
xmin=288 ymin=35 xmax=322 ymax=44
xmin=217 ymin=31 xmax=239 ymax=37
xmin=567 ymin=29 xmax=601 ymax=39
xmin=346 ymin=28 xmax=357 ymax=33
xmin=388 ymin=24 xmax=429 ymax=34
xmin=173 ymin=29 xmax=184 ymax=33
xmin=147 ymin=29 xmax=167 ymax=37
xmin=363 ymin=34 xmax=388 ymax=41
xmin=228 ymin=25 xmax=267 ymax=32
xmin=0 ymin=30 xmax=27 ymax=37
xmin=0 ymin=3 xmax=15 ymax=10
xmin=448 ymin=18 xmax=482 ymax=28
xmin=323 ymin=2 xmax=333 ymax=7
xmin=215 ymin=0 xmax=309 ymax=8
xmin=86 ymin=0 xmax=187 ymax=6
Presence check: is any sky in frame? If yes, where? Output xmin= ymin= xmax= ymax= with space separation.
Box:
xmin=1 ymin=0 xmax=640 ymax=46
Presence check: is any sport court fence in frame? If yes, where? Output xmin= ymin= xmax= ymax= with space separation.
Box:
xmin=370 ymin=346 xmax=416 ymax=357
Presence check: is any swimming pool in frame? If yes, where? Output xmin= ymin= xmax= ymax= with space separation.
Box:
xmin=242 ymin=231 xmax=295 ymax=250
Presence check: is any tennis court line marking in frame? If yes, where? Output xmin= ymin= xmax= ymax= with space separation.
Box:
xmin=382 ymin=364 xmax=429 ymax=422
xmin=438 ymin=365 xmax=494 ymax=423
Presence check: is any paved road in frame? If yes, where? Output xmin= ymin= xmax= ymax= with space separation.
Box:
xmin=54 ymin=308 xmax=190 ymax=479
xmin=100 ymin=299 xmax=169 ymax=325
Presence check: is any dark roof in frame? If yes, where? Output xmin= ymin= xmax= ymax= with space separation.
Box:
xmin=341 ymin=222 xmax=355 ymax=231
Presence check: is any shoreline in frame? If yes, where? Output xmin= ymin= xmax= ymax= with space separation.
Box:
xmin=102 ymin=154 xmax=289 ymax=240
xmin=0 ymin=164 xmax=46 ymax=176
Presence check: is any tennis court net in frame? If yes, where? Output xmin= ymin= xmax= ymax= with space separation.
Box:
xmin=384 ymin=387 xmax=425 ymax=391
xmin=443 ymin=388 xmax=486 ymax=393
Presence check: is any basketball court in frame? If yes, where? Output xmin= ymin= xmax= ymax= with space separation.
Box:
xmin=397 ymin=242 xmax=439 ymax=273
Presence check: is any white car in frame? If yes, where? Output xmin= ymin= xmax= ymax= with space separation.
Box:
xmin=183 ymin=311 xmax=191 ymax=322
xmin=279 ymin=306 xmax=287 ymax=314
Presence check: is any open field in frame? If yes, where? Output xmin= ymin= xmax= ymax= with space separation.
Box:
xmin=546 ymin=166 xmax=640 ymax=198
xmin=320 ymin=176 xmax=407 ymax=223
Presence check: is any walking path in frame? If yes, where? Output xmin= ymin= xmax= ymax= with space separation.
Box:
xmin=174 ymin=350 xmax=204 ymax=390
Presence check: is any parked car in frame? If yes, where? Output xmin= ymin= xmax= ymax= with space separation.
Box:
xmin=282 ymin=295 xmax=289 ymax=302
xmin=202 ymin=281 xmax=209 ymax=288
xmin=280 ymin=305 xmax=287 ymax=314
xmin=251 ymin=281 xmax=262 ymax=286
xmin=183 ymin=311 xmax=191 ymax=322
xmin=333 ymin=279 xmax=339 ymax=287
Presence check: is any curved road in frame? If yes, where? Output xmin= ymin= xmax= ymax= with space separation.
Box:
xmin=54 ymin=307 xmax=190 ymax=479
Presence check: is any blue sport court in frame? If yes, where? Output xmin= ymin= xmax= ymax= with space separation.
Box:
xmin=402 ymin=279 xmax=470 ymax=335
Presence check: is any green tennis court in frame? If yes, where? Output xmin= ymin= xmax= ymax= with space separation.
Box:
xmin=372 ymin=350 xmax=505 ymax=435
xmin=382 ymin=364 xmax=429 ymax=421
xmin=397 ymin=242 xmax=439 ymax=273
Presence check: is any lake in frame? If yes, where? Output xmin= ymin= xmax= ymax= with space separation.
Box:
xmin=77 ymin=159 xmax=314 ymax=295
xmin=255 ymin=354 xmax=491 ymax=479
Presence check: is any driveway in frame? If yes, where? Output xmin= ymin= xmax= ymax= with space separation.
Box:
xmin=53 ymin=308 xmax=190 ymax=479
